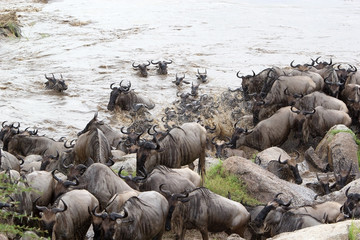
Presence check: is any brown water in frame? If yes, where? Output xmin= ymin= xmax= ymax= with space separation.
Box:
xmin=1 ymin=0 xmax=360 ymax=139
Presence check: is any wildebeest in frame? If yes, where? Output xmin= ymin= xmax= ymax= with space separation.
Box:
xmin=249 ymin=193 xmax=321 ymax=238
xmin=99 ymin=191 xmax=169 ymax=240
xmin=263 ymin=75 xmax=316 ymax=106
xmin=0 ymin=149 xmax=21 ymax=171
xmin=290 ymin=201 xmax=343 ymax=223
xmin=119 ymin=165 xmax=196 ymax=193
xmin=229 ymin=106 xmax=305 ymax=151
xmin=151 ymin=60 xmax=172 ymax=75
xmin=340 ymin=187 xmax=360 ymax=219
xmin=301 ymin=106 xmax=352 ymax=142
xmin=173 ymin=73 xmax=190 ymax=86
xmin=260 ymin=153 xmax=303 ymax=184
xmin=44 ymin=73 xmax=68 ymax=92
xmin=36 ymin=189 xmax=99 ymax=240
xmin=132 ymin=61 xmax=150 ymax=77
xmin=71 ymin=163 xmax=135 ymax=209
xmin=77 ymin=112 xmax=124 ymax=150
xmin=291 ymin=91 xmax=348 ymax=113
xmin=136 ymin=122 xmax=207 ymax=183
xmin=3 ymin=134 xmax=68 ymax=157
xmin=107 ymin=80 xmax=155 ymax=111
xmin=161 ymin=186 xmax=250 ymax=239
xmin=196 ymin=69 xmax=208 ymax=83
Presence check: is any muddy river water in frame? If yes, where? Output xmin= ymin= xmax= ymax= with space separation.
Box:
xmin=1 ymin=0 xmax=360 ymax=139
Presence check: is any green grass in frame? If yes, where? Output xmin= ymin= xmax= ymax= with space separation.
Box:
xmin=349 ymin=222 xmax=360 ymax=240
xmin=204 ymin=161 xmax=259 ymax=206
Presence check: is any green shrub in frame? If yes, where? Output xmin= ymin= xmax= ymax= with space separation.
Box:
xmin=0 ymin=173 xmax=45 ymax=238
xmin=349 ymin=222 xmax=360 ymax=240
xmin=205 ymin=161 xmax=259 ymax=206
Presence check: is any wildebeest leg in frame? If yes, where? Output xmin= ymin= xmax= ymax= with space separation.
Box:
xmin=199 ymin=149 xmax=206 ymax=186
xmin=175 ymin=228 xmax=187 ymax=240
xmin=199 ymin=228 xmax=209 ymax=240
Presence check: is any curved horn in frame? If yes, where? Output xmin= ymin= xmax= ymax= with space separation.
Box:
xmin=110 ymin=209 xmax=128 ymax=220
xmin=110 ymin=83 xmax=117 ymax=90
xmin=275 ymin=193 xmax=283 ymax=198
xmin=2 ymin=121 xmax=8 ymax=128
xmin=345 ymin=187 xmax=350 ymax=197
xmin=132 ymin=62 xmax=139 ymax=68
xmin=290 ymin=60 xmax=297 ymax=68
xmin=118 ymin=166 xmax=132 ymax=180
xmin=252 ymin=70 xmax=256 ymax=76
xmin=281 ymin=199 xmax=292 ymax=207
xmin=145 ymin=60 xmax=151 ymax=66
xmin=236 ymin=71 xmax=242 ymax=78
xmin=151 ymin=60 xmax=160 ymax=65
xmin=61 ymin=157 xmax=73 ymax=169
xmin=164 ymin=60 xmax=172 ymax=64
xmin=278 ymin=155 xmax=287 ymax=164
xmin=52 ymin=199 xmax=68 ymax=213
xmin=105 ymin=158 xmax=115 ymax=167
xmin=51 ymin=169 xmax=62 ymax=183
xmin=290 ymin=106 xmax=300 ymax=114
xmin=91 ymin=205 xmax=108 ymax=219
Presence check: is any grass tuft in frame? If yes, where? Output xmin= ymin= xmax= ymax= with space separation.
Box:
xmin=349 ymin=222 xmax=360 ymax=240
xmin=205 ymin=161 xmax=259 ymax=206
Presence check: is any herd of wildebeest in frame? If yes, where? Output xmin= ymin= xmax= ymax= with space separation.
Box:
xmin=1 ymin=56 xmax=360 ymax=239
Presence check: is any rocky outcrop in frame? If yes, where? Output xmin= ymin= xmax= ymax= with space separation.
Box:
xmin=305 ymin=125 xmax=359 ymax=178
xmin=223 ymin=156 xmax=316 ymax=206
xmin=269 ymin=219 xmax=360 ymax=240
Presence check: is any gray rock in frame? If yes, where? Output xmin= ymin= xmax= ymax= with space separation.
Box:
xmin=227 ymin=233 xmax=245 ymax=240
xmin=306 ymin=124 xmax=359 ymax=179
xmin=269 ymin=219 xmax=360 ymax=240
xmin=223 ymin=156 xmax=316 ymax=206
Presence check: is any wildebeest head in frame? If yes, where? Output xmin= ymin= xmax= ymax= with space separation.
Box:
xmin=89 ymin=205 xmax=107 ymax=239
xmin=196 ymin=69 xmax=207 ymax=83
xmin=334 ymin=163 xmax=353 ymax=190
xmin=118 ymin=166 xmax=146 ymax=191
xmin=237 ymin=70 xmax=256 ymax=98
xmin=229 ymin=122 xmax=252 ymax=149
xmin=151 ymin=60 xmax=172 ymax=75
xmin=77 ymin=112 xmax=103 ymax=136
xmin=249 ymin=193 xmax=291 ymax=233
xmin=336 ymin=64 xmax=357 ymax=84
xmin=51 ymin=169 xmax=79 ymax=200
xmin=284 ymin=87 xmax=304 ymax=106
xmin=173 ymin=73 xmax=189 ymax=86
xmin=316 ymin=173 xmax=331 ymax=195
xmin=36 ymin=199 xmax=68 ymax=236
xmin=312 ymin=56 xmax=332 ymax=70
xmin=290 ymin=59 xmax=314 ymax=72
xmin=120 ymin=126 xmax=144 ymax=153
xmin=211 ymin=136 xmax=231 ymax=159
xmin=341 ymin=187 xmax=360 ymax=219
xmin=0 ymin=121 xmax=20 ymax=144
xmin=323 ymin=67 xmax=343 ymax=98
xmin=277 ymin=152 xmax=302 ymax=184
xmin=44 ymin=73 xmax=68 ymax=92
xmin=159 ymin=184 xmax=190 ymax=231
xmin=101 ymin=208 xmax=128 ymax=240
xmin=132 ymin=61 xmax=150 ymax=77
xmin=190 ymin=82 xmax=200 ymax=97
xmin=107 ymin=80 xmax=132 ymax=111
xmin=135 ymin=137 xmax=161 ymax=176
